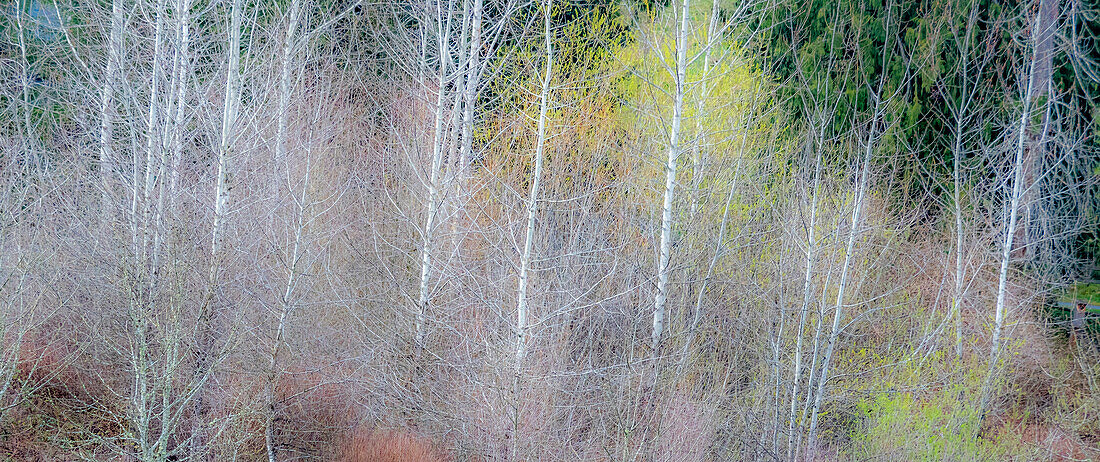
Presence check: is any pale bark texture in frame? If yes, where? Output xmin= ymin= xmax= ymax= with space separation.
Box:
xmin=652 ymin=0 xmax=691 ymax=353
xmin=191 ymin=0 xmax=242 ymax=456
xmin=808 ymin=106 xmax=879 ymax=446
xmin=787 ymin=129 xmax=823 ymax=459
xmin=416 ymin=0 xmax=456 ymax=348
xmin=99 ymin=0 xmax=125 ymax=209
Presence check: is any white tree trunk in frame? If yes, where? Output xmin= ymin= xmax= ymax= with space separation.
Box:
xmin=15 ymin=0 xmax=34 ymax=162
xmin=952 ymin=115 xmax=967 ymax=359
xmin=948 ymin=5 xmax=982 ymax=360
xmin=416 ymin=0 xmax=456 ymax=347
xmin=274 ymin=0 xmax=302 ymax=177
xmin=210 ymin=0 xmax=240 ymax=292
xmin=808 ymin=108 xmax=879 ymax=445
xmin=262 ymin=5 xmax=304 ymax=460
xmin=458 ymin=0 xmax=483 ymax=181
xmin=140 ymin=0 xmax=166 ymax=268
xmin=191 ymin=0 xmax=241 ymax=456
xmin=652 ymin=0 xmax=691 ymax=352
xmin=265 ymin=147 xmax=314 ymax=462
xmin=99 ymin=0 xmax=125 ymax=209
xmin=787 ymin=129 xmax=823 ymax=459
xmin=515 ymin=0 xmax=552 ymax=371
xmin=512 ymin=3 xmax=552 ymax=457
xmin=167 ymin=0 xmax=189 ymax=213
xmin=129 ymin=1 xmax=167 ymax=457
xmin=992 ymin=5 xmax=1046 ymax=357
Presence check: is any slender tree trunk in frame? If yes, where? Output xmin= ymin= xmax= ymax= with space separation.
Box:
xmin=949 ymin=4 xmax=979 ymax=360
xmin=274 ymin=0 xmax=302 ymax=182
xmin=129 ymin=2 xmax=167 ymax=457
xmin=416 ymin=0 xmax=456 ymax=348
xmin=458 ymin=0 xmax=483 ymax=182
xmin=141 ymin=0 xmax=166 ymax=268
xmin=787 ymin=130 xmax=823 ymax=459
xmin=447 ymin=0 xmax=469 ymax=164
xmin=797 ymin=226 xmax=838 ymax=457
xmin=167 ymin=0 xmax=189 ymax=213
xmin=191 ymin=0 xmax=242 ymax=456
xmin=992 ymin=22 xmax=1040 ymax=357
xmin=772 ymin=284 xmax=787 ymax=454
xmin=15 ymin=0 xmax=35 ymax=165
xmin=1015 ymin=0 xmax=1058 ymax=260
xmin=151 ymin=0 xmax=188 ymax=275
xmin=808 ymin=108 xmax=879 ymax=446
xmin=688 ymin=0 xmax=720 ymax=218
xmin=147 ymin=17 xmax=191 ymax=450
xmin=952 ymin=116 xmax=966 ymax=359
xmin=652 ymin=0 xmax=691 ymax=353
xmin=100 ymin=0 xmax=125 ymax=210
xmin=512 ymin=2 xmax=552 ymax=457
xmin=265 ymin=146 xmax=314 ymax=462
xmin=444 ymin=0 xmax=469 ymax=246
xmin=515 ymin=0 xmax=552 ymax=376
xmin=261 ymin=4 xmax=303 ymax=460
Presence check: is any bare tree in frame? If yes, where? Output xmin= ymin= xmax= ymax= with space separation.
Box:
xmin=651 ymin=0 xmax=691 ymax=353
xmin=191 ymin=0 xmax=243 ymax=456
xmin=511 ymin=0 xmax=553 ymax=457
xmin=991 ymin=0 xmax=1055 ymax=356
xmin=805 ymin=4 xmax=912 ymax=444
xmin=415 ymin=0 xmax=457 ymax=348
xmin=99 ymin=0 xmax=125 ymax=211
xmin=943 ymin=0 xmax=988 ymax=359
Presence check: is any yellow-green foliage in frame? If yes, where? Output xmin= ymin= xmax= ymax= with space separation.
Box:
xmin=612 ymin=3 xmax=767 ymax=207
xmin=845 ymin=356 xmax=1035 ymax=461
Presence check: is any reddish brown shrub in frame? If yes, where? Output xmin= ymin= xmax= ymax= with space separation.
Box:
xmin=0 ymin=338 xmax=122 ymax=460
xmin=259 ymin=370 xmax=359 ymax=460
xmin=340 ymin=429 xmax=448 ymax=462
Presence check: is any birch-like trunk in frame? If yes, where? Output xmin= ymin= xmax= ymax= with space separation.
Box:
xmin=515 ymin=0 xmax=552 ymax=373
xmin=797 ymin=250 xmax=834 ymax=457
xmin=447 ymin=0 xmax=469 ymax=164
xmin=787 ymin=128 xmax=823 ymax=459
xmin=949 ymin=5 xmax=980 ymax=360
xmin=443 ymin=0 xmax=469 ymax=245
xmin=15 ymin=0 xmax=34 ymax=163
xmin=151 ymin=0 xmax=189 ymax=273
xmin=261 ymin=4 xmax=303 ymax=460
xmin=274 ymin=0 xmax=302 ymax=179
xmin=511 ymin=2 xmax=552 ymax=457
xmin=140 ymin=0 xmax=166 ymax=268
xmin=458 ymin=0 xmax=483 ymax=181
xmin=264 ymin=145 xmax=315 ymax=462
xmin=980 ymin=8 xmax=1058 ymax=427
xmin=191 ymin=0 xmax=241 ymax=456
xmin=167 ymin=0 xmax=190 ymax=213
xmin=148 ymin=12 xmax=191 ymax=453
xmin=807 ymin=107 xmax=879 ymax=445
xmin=951 ymin=115 xmax=967 ymax=359
xmin=1015 ymin=0 xmax=1058 ymax=260
xmin=416 ymin=0 xmax=456 ymax=347
xmin=992 ymin=4 xmax=1048 ymax=356
xmin=99 ymin=0 xmax=125 ymax=209
xmin=129 ymin=1 xmax=167 ymax=457
xmin=652 ymin=0 xmax=691 ymax=352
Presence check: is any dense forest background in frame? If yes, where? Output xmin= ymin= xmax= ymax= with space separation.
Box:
xmin=0 ymin=0 xmax=1099 ymax=459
